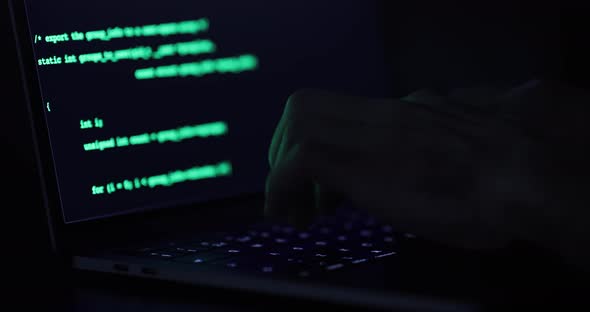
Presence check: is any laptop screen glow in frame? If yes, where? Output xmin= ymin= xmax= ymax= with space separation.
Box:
xmin=23 ymin=0 xmax=391 ymax=223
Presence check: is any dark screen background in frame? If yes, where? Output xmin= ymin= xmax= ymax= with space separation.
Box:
xmin=23 ymin=0 xmax=392 ymax=223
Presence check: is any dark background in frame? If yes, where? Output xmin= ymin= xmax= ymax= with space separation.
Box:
xmin=2 ymin=0 xmax=589 ymax=310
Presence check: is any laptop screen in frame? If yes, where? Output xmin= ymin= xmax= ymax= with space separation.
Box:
xmin=23 ymin=0 xmax=392 ymax=223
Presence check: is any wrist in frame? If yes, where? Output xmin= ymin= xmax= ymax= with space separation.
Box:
xmin=520 ymin=136 xmax=590 ymax=272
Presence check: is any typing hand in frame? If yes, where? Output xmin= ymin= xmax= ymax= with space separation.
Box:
xmin=264 ymin=84 xmax=551 ymax=250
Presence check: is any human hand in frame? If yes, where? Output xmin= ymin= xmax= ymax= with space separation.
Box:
xmin=264 ymin=87 xmax=542 ymax=251
xmin=264 ymin=81 xmax=590 ymax=271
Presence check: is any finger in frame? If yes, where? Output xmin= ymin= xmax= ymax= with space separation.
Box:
xmin=268 ymin=116 xmax=394 ymax=227
xmin=314 ymin=183 xmax=344 ymax=218
xmin=271 ymin=91 xmax=400 ymax=172
xmin=401 ymin=89 xmax=486 ymax=134
xmin=283 ymin=89 xmax=396 ymax=126
xmin=266 ymin=135 xmax=506 ymax=249
xmin=273 ymin=94 xmax=493 ymax=173
xmin=274 ymin=117 xmax=396 ymax=171
xmin=265 ymin=143 xmax=316 ymax=225
xmin=274 ymin=89 xmax=477 ymax=165
xmin=268 ymin=97 xmax=290 ymax=169
xmin=265 ymin=141 xmax=372 ymax=227
xmin=290 ymin=136 xmax=502 ymax=249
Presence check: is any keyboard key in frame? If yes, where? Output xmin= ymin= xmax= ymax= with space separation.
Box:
xmin=381 ymin=225 xmax=393 ymax=233
xmin=173 ymin=248 xmax=239 ymax=264
xmin=181 ymin=237 xmax=229 ymax=250
xmin=212 ymin=256 xmax=313 ymax=277
xmin=224 ymin=262 xmax=239 ymax=268
xmin=325 ymin=263 xmax=345 ymax=271
xmin=123 ymin=208 xmax=403 ymax=278
xmin=359 ymin=229 xmax=373 ymax=237
xmin=383 ymin=236 xmax=395 ymax=243
xmin=147 ymin=251 xmax=185 ymax=259
xmin=173 ymin=253 xmax=227 ymax=264
xmin=261 ymin=243 xmax=297 ymax=255
xmin=152 ymin=248 xmax=190 ymax=258
xmin=236 ymin=236 xmax=252 ymax=243
xmin=351 ymin=258 xmax=369 ymax=264
xmin=297 ymin=253 xmax=343 ymax=268
xmin=173 ymin=246 xmax=209 ymax=253
xmin=211 ymin=257 xmax=247 ymax=269
xmin=374 ymin=251 xmax=397 ymax=259
xmin=404 ymin=233 xmax=417 ymax=239
xmin=298 ymin=232 xmax=311 ymax=239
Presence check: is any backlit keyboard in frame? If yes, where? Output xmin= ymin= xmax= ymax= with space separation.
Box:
xmin=118 ymin=209 xmax=414 ymax=278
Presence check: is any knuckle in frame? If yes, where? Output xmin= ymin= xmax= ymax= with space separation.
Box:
xmin=284 ymin=91 xmax=316 ymax=144
xmin=287 ymin=88 xmax=312 ymax=104
xmin=285 ymin=88 xmax=316 ymax=117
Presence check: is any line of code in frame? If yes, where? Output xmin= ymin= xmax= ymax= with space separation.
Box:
xmin=35 ymin=18 xmax=260 ymax=80
xmin=91 ymin=161 xmax=233 ymax=196
xmin=134 ymin=54 xmax=258 ymax=80
xmin=33 ymin=16 xmax=252 ymax=202
xmin=82 ymin=121 xmax=228 ymax=152
xmin=39 ymin=18 xmax=210 ymax=44
xmin=38 ymin=39 xmax=216 ymax=66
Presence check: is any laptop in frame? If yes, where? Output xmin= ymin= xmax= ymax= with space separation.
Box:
xmin=9 ymin=0 xmax=505 ymax=310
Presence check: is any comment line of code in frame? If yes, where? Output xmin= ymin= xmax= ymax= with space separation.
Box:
xmin=35 ymin=18 xmax=260 ymax=80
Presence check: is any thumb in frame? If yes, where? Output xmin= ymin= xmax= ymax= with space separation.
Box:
xmin=264 ymin=144 xmax=316 ymax=228
xmin=314 ymin=183 xmax=344 ymax=219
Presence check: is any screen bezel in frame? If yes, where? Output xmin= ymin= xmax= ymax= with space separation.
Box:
xmin=8 ymin=0 xmax=270 ymax=259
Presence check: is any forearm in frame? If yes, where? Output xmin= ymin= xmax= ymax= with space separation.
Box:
xmin=547 ymin=181 xmax=590 ymax=273
xmin=522 ymin=141 xmax=590 ymax=273
xmin=499 ymin=79 xmax=590 ymax=272
xmin=558 ymin=210 xmax=590 ymax=273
